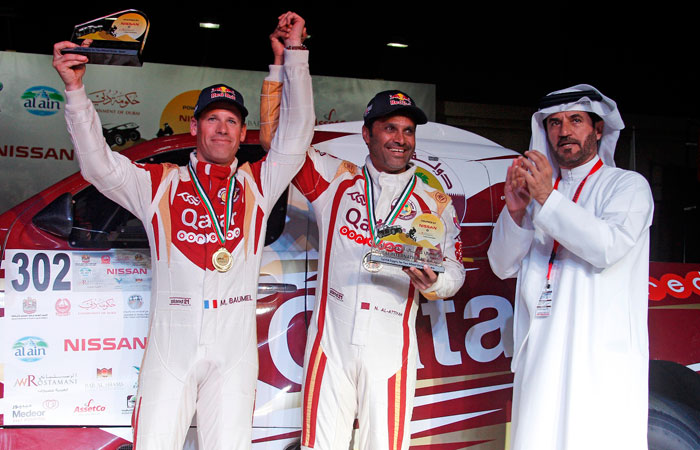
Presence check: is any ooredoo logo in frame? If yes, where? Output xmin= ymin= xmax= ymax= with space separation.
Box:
xmin=649 ymin=271 xmax=700 ymax=301
xmin=338 ymin=226 xmax=405 ymax=254
xmin=21 ymin=86 xmax=64 ymax=116
xmin=13 ymin=336 xmax=48 ymax=362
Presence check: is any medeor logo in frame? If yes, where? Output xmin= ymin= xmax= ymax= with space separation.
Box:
xmin=21 ymin=86 xmax=64 ymax=116
xmin=13 ymin=336 xmax=48 ymax=362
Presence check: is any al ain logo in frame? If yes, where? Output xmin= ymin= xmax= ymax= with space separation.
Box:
xmin=14 ymin=336 xmax=48 ymax=362
xmin=22 ymin=86 xmax=64 ymax=116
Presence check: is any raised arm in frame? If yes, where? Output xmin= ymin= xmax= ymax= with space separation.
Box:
xmin=259 ymin=12 xmax=315 ymax=205
xmin=261 ymin=12 xmax=308 ymax=151
xmin=487 ymin=157 xmax=537 ymax=279
xmin=52 ymin=40 xmax=154 ymax=220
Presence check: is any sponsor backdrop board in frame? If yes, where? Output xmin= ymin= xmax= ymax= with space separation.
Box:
xmin=0 ymin=51 xmax=435 ymax=214
xmin=2 ymin=249 xmax=150 ymax=425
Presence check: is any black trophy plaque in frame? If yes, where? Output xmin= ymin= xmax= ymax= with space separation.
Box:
xmin=62 ymin=10 xmax=149 ymax=66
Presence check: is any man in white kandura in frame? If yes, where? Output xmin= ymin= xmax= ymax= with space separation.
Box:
xmin=488 ymin=84 xmax=653 ymax=450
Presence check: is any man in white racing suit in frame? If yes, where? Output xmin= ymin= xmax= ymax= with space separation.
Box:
xmin=487 ymin=85 xmax=653 ymax=449
xmin=51 ymin=12 xmax=313 ymax=450
xmin=260 ymin=33 xmax=465 ymax=449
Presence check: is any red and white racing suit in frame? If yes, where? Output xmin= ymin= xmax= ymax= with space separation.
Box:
xmin=63 ymin=49 xmax=314 ymax=450
xmin=261 ymin=77 xmax=464 ymax=450
xmin=294 ymin=153 xmax=465 ymax=450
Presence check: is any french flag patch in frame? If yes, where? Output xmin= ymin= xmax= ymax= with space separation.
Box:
xmin=204 ymin=300 xmax=218 ymax=309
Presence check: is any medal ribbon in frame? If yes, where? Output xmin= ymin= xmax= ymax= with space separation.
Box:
xmin=187 ymin=161 xmax=236 ymax=247
xmin=545 ymin=158 xmax=603 ymax=286
xmin=363 ymin=166 xmax=417 ymax=246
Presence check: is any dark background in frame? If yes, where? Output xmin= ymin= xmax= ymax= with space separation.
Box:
xmin=2 ymin=5 xmax=698 ymax=262
xmin=2 ymin=5 xmax=698 ymax=115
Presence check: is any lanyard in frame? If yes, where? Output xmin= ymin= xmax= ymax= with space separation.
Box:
xmin=187 ymin=161 xmax=236 ymax=247
xmin=362 ymin=166 xmax=416 ymax=245
xmin=544 ymin=159 xmax=603 ymax=286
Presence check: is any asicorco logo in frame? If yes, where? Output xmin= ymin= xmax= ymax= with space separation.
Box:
xmin=13 ymin=336 xmax=48 ymax=362
xmin=21 ymin=86 xmax=64 ymax=116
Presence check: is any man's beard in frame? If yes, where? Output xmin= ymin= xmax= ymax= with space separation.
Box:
xmin=551 ymin=131 xmax=598 ymax=169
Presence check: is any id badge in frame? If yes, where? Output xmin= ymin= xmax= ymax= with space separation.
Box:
xmin=536 ymin=286 xmax=552 ymax=318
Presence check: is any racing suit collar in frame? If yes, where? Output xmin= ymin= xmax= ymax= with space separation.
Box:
xmin=189 ymin=151 xmax=238 ymax=180
xmin=364 ymin=155 xmax=417 ymax=205
xmin=364 ymin=155 xmax=416 ymax=185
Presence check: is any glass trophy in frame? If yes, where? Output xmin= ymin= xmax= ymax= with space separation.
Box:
xmin=61 ymin=10 xmax=149 ymax=66
xmin=368 ymin=213 xmax=446 ymax=273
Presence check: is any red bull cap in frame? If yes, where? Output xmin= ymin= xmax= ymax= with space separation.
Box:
xmin=363 ymin=89 xmax=428 ymax=127
xmin=194 ymin=83 xmax=248 ymax=119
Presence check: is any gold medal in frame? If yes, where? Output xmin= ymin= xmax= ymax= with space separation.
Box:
xmin=188 ymin=161 xmax=238 ymax=273
xmin=212 ymin=247 xmax=233 ymax=272
xmin=362 ymin=251 xmax=382 ymax=273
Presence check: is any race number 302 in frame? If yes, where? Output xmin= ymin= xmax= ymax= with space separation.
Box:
xmin=9 ymin=251 xmax=71 ymax=292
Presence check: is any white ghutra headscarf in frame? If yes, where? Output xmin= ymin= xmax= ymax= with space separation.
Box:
xmin=530 ymin=84 xmax=624 ymax=175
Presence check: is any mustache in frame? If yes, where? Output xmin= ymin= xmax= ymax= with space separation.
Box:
xmin=557 ymin=137 xmax=581 ymax=147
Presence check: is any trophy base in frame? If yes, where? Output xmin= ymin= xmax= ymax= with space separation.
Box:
xmin=62 ymin=47 xmax=142 ymax=67
xmin=369 ymin=252 xmax=445 ymax=273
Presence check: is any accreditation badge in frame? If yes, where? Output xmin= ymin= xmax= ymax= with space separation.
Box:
xmin=536 ymin=286 xmax=553 ymax=318
xmin=369 ymin=213 xmax=446 ymax=273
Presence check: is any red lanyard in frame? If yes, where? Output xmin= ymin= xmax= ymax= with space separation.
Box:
xmin=545 ymin=159 xmax=603 ymax=286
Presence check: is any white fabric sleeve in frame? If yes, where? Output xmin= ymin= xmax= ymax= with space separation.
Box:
xmin=533 ymin=171 xmax=653 ymax=269
xmin=266 ymin=64 xmax=283 ymax=82
xmin=487 ymin=205 xmax=536 ymax=279
xmin=421 ymin=203 xmax=466 ymax=299
xmin=262 ymin=49 xmax=315 ymax=207
xmin=64 ymin=87 xmax=153 ymax=221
